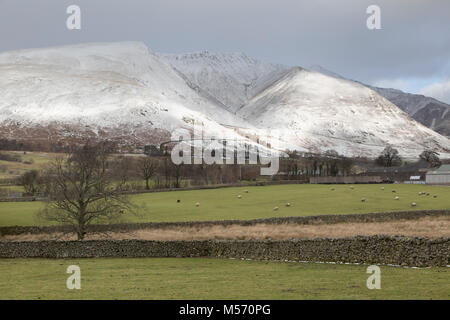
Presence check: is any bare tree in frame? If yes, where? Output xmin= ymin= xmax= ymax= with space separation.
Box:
xmin=324 ymin=150 xmax=340 ymax=176
xmin=19 ymin=170 xmax=40 ymax=195
xmin=113 ymin=156 xmax=134 ymax=186
xmin=419 ymin=150 xmax=441 ymax=167
xmin=38 ymin=143 xmax=137 ymax=240
xmin=340 ymin=157 xmax=354 ymax=176
xmin=171 ymin=163 xmax=184 ymax=188
xmin=139 ymin=157 xmax=157 ymax=190
xmin=376 ymin=146 xmax=402 ymax=167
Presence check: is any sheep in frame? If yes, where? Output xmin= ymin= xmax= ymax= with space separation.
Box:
xmin=244 ymin=190 xmax=249 ymax=193
xmin=195 ymin=202 xmax=200 ymax=207
xmin=411 ymin=202 xmax=417 ymax=207
xmin=418 ymin=192 xmax=423 ymax=195
xmin=395 ymin=196 xmax=399 ymax=200
xmin=381 ymin=187 xmax=385 ymax=190
xmin=361 ymin=197 xmax=366 ymax=202
xmin=331 ymin=188 xmax=335 ymax=191
xmin=350 ymin=186 xmax=354 ymax=190
xmin=237 ymin=195 xmax=242 ymax=199
xmin=392 ymin=190 xmax=396 ymax=193
xmin=433 ymin=195 xmax=438 ymax=198
xmin=426 ymin=193 xmax=430 ymax=196
xmin=177 ymin=199 xmax=181 ymax=203
xmin=285 ymin=203 xmax=291 ymax=207
xmin=273 ymin=207 xmax=279 ymax=211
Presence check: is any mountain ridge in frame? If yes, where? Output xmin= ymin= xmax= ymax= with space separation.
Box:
xmin=307 ymin=65 xmax=450 ymax=137
xmin=0 ymin=42 xmax=449 ymax=158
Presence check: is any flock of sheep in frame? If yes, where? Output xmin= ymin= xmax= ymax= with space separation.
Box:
xmin=189 ymin=189 xmax=291 ymax=211
xmin=331 ymin=185 xmax=438 ymax=207
xmin=186 ymin=185 xmax=438 ymax=210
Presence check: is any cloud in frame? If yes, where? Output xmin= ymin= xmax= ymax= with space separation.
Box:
xmin=0 ymin=0 xmax=449 ymax=86
xmin=419 ymin=79 xmax=450 ymax=104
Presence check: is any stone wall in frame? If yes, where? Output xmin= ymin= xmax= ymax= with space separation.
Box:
xmin=309 ymin=176 xmax=382 ymax=184
xmin=0 ymin=236 xmax=448 ymax=267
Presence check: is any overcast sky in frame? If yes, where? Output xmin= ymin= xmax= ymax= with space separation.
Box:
xmin=1 ymin=0 xmax=449 ymax=103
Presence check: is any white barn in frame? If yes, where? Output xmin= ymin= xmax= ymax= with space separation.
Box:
xmin=426 ymin=165 xmax=450 ymax=185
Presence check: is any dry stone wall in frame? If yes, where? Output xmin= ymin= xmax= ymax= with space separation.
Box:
xmin=0 ymin=236 xmax=448 ymax=267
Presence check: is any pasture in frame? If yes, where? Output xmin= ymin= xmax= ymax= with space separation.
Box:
xmin=0 ymin=183 xmax=449 ymax=226
xmin=0 ymin=151 xmax=56 ymax=180
xmin=0 ymin=258 xmax=448 ymax=299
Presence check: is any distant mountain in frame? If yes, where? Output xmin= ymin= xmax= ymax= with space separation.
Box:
xmin=368 ymin=87 xmax=450 ymax=137
xmin=0 ymin=42 xmax=251 ymax=150
xmin=308 ymin=65 xmax=450 ymax=137
xmin=0 ymin=42 xmax=449 ymax=158
xmin=237 ymin=67 xmax=450 ymax=157
xmin=161 ymin=51 xmax=288 ymax=113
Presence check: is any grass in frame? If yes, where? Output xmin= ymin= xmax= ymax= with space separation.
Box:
xmin=0 ymin=185 xmax=25 ymax=194
xmin=0 ymin=183 xmax=449 ymax=227
xmin=0 ymin=151 xmax=56 ymax=179
xmin=0 ymin=258 xmax=448 ymax=300
xmin=6 ymin=216 xmax=449 ymax=241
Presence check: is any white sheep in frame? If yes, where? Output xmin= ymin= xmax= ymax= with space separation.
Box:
xmin=411 ymin=202 xmax=417 ymax=207
xmin=395 ymin=196 xmax=399 ymax=200
xmin=350 ymin=186 xmax=354 ymax=190
xmin=381 ymin=187 xmax=385 ymax=190
xmin=273 ymin=207 xmax=279 ymax=211
xmin=237 ymin=195 xmax=242 ymax=199
xmin=195 ymin=202 xmax=200 ymax=207
xmin=244 ymin=190 xmax=249 ymax=193
xmin=361 ymin=197 xmax=366 ymax=202
xmin=286 ymin=203 xmax=291 ymax=207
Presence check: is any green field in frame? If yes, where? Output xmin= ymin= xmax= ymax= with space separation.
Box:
xmin=0 ymin=151 xmax=56 ymax=179
xmin=0 ymin=258 xmax=447 ymax=299
xmin=0 ymin=184 xmax=449 ymax=226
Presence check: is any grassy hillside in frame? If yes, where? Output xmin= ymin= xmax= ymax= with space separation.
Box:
xmin=0 ymin=151 xmax=56 ymax=180
xmin=0 ymin=258 xmax=448 ymax=299
xmin=0 ymin=184 xmax=448 ymax=227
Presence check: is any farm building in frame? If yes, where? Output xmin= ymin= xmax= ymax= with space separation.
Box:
xmin=425 ymin=165 xmax=450 ymax=185
xmin=362 ymin=161 xmax=429 ymax=183
xmin=404 ymin=175 xmax=425 ymax=184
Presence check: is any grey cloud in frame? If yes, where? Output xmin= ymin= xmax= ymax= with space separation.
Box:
xmin=0 ymin=0 xmax=449 ymax=86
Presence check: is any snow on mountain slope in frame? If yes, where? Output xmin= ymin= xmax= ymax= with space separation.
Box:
xmin=369 ymin=87 xmax=450 ymax=137
xmin=160 ymin=51 xmax=288 ymax=112
xmin=309 ymin=65 xmax=450 ymax=137
xmin=1 ymin=43 xmax=449 ymax=158
xmin=0 ymin=42 xmax=252 ymax=149
xmin=308 ymin=65 xmax=345 ymax=80
xmin=237 ymin=67 xmax=450 ymax=157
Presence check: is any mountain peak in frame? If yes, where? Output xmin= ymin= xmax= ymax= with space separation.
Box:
xmin=0 ymin=43 xmax=449 ymax=157
xmin=161 ymin=51 xmax=288 ymax=112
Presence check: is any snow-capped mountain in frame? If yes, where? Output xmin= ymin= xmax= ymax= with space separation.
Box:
xmin=0 ymin=42 xmax=449 ymax=158
xmin=0 ymin=42 xmax=252 ymax=150
xmin=237 ymin=67 xmax=450 ymax=157
xmin=308 ymin=65 xmax=450 ymax=137
xmin=161 ymin=51 xmax=288 ymax=112
xmin=369 ymin=87 xmax=450 ymax=137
